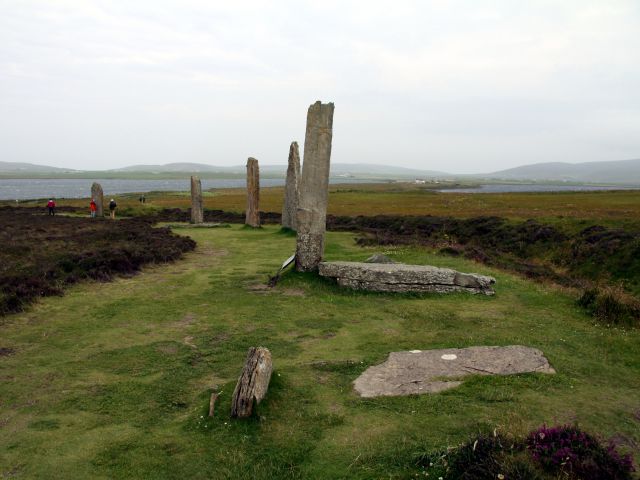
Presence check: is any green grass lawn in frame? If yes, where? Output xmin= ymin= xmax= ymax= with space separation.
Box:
xmin=1 ymin=225 xmax=639 ymax=479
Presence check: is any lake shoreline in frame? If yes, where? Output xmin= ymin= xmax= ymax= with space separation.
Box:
xmin=1 ymin=177 xmax=639 ymax=201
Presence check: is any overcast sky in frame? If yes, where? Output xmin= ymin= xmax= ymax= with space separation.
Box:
xmin=1 ymin=1 xmax=639 ymax=173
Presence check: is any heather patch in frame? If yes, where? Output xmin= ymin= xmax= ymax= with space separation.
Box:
xmin=0 ymin=207 xmax=195 ymax=316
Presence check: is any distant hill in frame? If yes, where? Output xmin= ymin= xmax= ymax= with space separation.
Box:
xmin=112 ymin=163 xmax=241 ymax=173
xmin=0 ymin=161 xmax=78 ymax=174
xmin=109 ymin=162 xmax=447 ymax=178
xmin=485 ymin=159 xmax=640 ymax=184
xmin=329 ymin=163 xmax=446 ymax=177
xmin=1 ymin=159 xmax=639 ymax=184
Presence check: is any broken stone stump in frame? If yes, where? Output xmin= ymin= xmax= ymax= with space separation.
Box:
xmin=318 ymin=261 xmax=496 ymax=295
xmin=91 ymin=182 xmax=104 ymax=217
xmin=295 ymin=101 xmax=335 ymax=272
xmin=190 ymin=176 xmax=203 ymax=224
xmin=245 ymin=157 xmax=260 ymax=228
xmin=230 ymin=347 xmax=272 ymax=418
xmin=354 ymin=346 xmax=555 ymax=398
xmin=282 ymin=141 xmax=300 ymax=230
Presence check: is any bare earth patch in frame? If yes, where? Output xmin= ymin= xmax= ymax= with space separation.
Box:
xmin=246 ymin=283 xmax=270 ymax=294
xmin=156 ymin=344 xmax=179 ymax=355
xmin=175 ymin=313 xmax=196 ymax=328
xmin=281 ymin=288 xmax=306 ymax=297
xmin=246 ymin=284 xmax=306 ymax=297
xmin=354 ymin=345 xmax=555 ymax=398
xmin=190 ymin=246 xmax=229 ymax=268
xmin=210 ymin=332 xmax=231 ymax=345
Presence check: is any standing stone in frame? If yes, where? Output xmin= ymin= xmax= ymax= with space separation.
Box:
xmin=190 ymin=176 xmax=203 ymax=224
xmin=91 ymin=182 xmax=104 ymax=217
xmin=295 ymin=101 xmax=334 ymax=272
xmin=245 ymin=157 xmax=260 ymax=228
xmin=282 ymin=141 xmax=300 ymax=230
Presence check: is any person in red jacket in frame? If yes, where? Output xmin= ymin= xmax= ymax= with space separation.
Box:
xmin=89 ymin=199 xmax=97 ymax=218
xmin=47 ymin=198 xmax=56 ymax=216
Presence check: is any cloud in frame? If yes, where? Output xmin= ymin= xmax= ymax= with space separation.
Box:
xmin=0 ymin=0 xmax=639 ymax=172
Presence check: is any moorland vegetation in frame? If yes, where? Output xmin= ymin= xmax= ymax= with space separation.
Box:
xmin=16 ymin=184 xmax=639 ymax=325
xmin=1 ymin=185 xmax=639 ymax=478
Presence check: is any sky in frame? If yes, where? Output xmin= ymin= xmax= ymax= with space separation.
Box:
xmin=1 ymin=1 xmax=639 ymax=173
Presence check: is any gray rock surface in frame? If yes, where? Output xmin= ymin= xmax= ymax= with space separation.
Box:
xmin=282 ymin=141 xmax=300 ymax=230
xmin=245 ymin=157 xmax=260 ymax=228
xmin=319 ymin=261 xmax=496 ymax=295
xmin=190 ymin=176 xmax=203 ymax=224
xmin=354 ymin=345 xmax=555 ymax=398
xmin=91 ymin=182 xmax=104 ymax=217
xmin=295 ymin=101 xmax=334 ymax=272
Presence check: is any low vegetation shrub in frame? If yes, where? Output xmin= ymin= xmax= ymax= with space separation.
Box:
xmin=0 ymin=207 xmax=195 ymax=316
xmin=417 ymin=432 xmax=540 ymax=479
xmin=146 ymin=208 xmax=280 ymax=224
xmin=325 ymin=214 xmax=640 ymax=311
xmin=577 ymin=286 xmax=640 ymax=327
xmin=416 ymin=425 xmax=634 ymax=480
xmin=527 ymin=425 xmax=635 ymax=480
xmin=6 ymin=206 xmax=640 ymax=325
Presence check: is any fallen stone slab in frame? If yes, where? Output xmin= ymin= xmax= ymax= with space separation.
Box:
xmin=354 ymin=345 xmax=555 ymax=398
xmin=318 ymin=261 xmax=496 ymax=295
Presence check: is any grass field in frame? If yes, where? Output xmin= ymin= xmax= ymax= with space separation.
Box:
xmin=12 ymin=183 xmax=640 ymax=226
xmin=1 ymin=224 xmax=639 ymax=478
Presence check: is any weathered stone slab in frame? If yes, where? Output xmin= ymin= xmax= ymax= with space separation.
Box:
xmin=319 ymin=261 xmax=496 ymax=295
xmin=91 ymin=182 xmax=104 ymax=217
xmin=190 ymin=175 xmax=203 ymax=224
xmin=295 ymin=101 xmax=334 ymax=272
xmin=245 ymin=157 xmax=260 ymax=228
xmin=354 ymin=346 xmax=555 ymax=398
xmin=282 ymin=141 xmax=300 ymax=230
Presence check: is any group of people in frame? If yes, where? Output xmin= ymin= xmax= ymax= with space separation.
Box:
xmin=46 ymin=197 xmax=119 ymax=219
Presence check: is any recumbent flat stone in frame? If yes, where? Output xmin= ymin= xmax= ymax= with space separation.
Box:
xmin=354 ymin=345 xmax=555 ymax=398
xmin=318 ymin=261 xmax=496 ymax=295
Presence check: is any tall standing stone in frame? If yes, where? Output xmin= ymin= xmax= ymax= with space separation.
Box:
xmin=295 ymin=101 xmax=334 ymax=272
xmin=91 ymin=182 xmax=104 ymax=217
xmin=282 ymin=141 xmax=300 ymax=230
xmin=245 ymin=157 xmax=260 ymax=227
xmin=190 ymin=176 xmax=203 ymax=224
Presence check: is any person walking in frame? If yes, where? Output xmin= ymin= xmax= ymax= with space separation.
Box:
xmin=90 ymin=199 xmax=97 ymax=218
xmin=47 ymin=198 xmax=56 ymax=216
xmin=109 ymin=198 xmax=117 ymax=219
